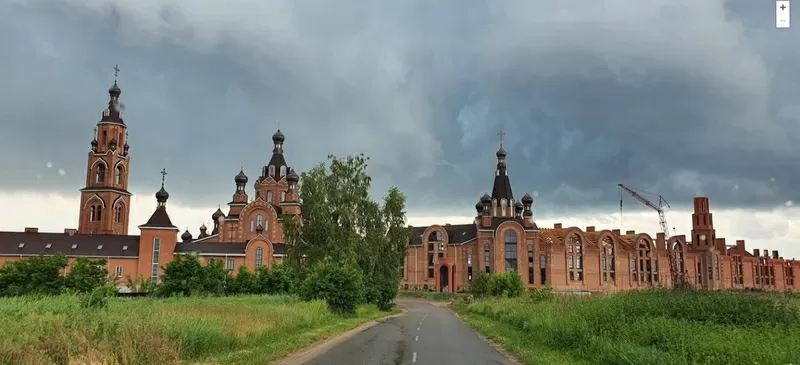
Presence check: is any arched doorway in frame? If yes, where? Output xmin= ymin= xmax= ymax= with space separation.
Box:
xmin=439 ymin=265 xmax=449 ymax=292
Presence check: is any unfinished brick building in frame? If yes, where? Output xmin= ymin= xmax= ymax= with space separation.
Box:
xmin=401 ymin=142 xmax=799 ymax=293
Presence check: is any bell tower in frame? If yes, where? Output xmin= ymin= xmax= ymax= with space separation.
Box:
xmin=77 ymin=65 xmax=132 ymax=235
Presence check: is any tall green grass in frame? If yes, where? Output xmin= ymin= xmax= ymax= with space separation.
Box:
xmin=457 ymin=290 xmax=800 ymax=365
xmin=0 ymin=295 xmax=394 ymax=365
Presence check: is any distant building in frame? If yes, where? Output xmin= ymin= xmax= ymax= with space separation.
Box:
xmin=402 ymin=141 xmax=799 ymax=293
xmin=0 ymin=79 xmax=299 ymax=289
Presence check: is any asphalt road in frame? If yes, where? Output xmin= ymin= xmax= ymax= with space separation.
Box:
xmin=302 ymin=299 xmax=514 ymax=365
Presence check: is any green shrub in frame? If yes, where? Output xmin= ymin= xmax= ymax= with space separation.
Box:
xmin=488 ymin=271 xmax=524 ymax=298
xmin=526 ymin=285 xmax=555 ymax=303
xmin=78 ymin=283 xmax=117 ymax=309
xmin=301 ymin=258 xmax=364 ymax=315
xmin=466 ymin=271 xmax=491 ymax=297
xmin=257 ymin=264 xmax=294 ymax=295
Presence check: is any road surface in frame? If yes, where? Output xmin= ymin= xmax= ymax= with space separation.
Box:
xmin=302 ymin=299 xmax=514 ymax=365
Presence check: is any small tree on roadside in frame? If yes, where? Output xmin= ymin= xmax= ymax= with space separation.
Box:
xmin=257 ymin=264 xmax=294 ymax=295
xmin=301 ymin=257 xmax=364 ymax=315
xmin=467 ymin=271 xmax=491 ymax=297
xmin=488 ymin=271 xmax=525 ymax=298
xmin=201 ymin=259 xmax=228 ymax=296
xmin=157 ymin=254 xmax=205 ymax=297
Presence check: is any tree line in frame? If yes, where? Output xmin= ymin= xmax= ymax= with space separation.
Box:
xmin=0 ymin=154 xmax=411 ymax=315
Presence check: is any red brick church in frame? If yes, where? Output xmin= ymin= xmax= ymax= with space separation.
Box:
xmin=0 ymin=77 xmax=298 ymax=290
xmin=401 ymin=141 xmax=799 ymax=293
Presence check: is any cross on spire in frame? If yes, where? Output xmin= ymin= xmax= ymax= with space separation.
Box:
xmin=113 ymin=64 xmax=120 ymax=84
xmin=160 ymin=168 xmax=168 ymax=188
xmin=497 ymin=128 xmax=506 ymax=148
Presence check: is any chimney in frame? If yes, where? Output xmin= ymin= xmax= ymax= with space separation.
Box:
xmin=554 ymin=223 xmax=562 ymax=229
xmin=754 ymin=249 xmax=760 ymax=257
xmin=586 ymin=226 xmax=595 ymax=233
xmin=735 ymin=240 xmax=745 ymax=250
xmin=24 ymin=227 xmax=38 ymax=233
xmin=772 ymin=250 xmax=779 ymax=260
xmin=626 ymin=230 xmax=636 ymax=235
xmin=612 ymin=229 xmax=621 ymax=235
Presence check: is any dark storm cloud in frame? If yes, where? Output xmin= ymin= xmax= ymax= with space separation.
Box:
xmin=1 ymin=0 xmax=798 ymax=217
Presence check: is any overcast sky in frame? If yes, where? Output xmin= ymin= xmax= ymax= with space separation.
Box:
xmin=1 ymin=0 xmax=799 ymax=258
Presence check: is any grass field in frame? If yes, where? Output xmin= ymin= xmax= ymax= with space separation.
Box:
xmin=0 ymin=295 xmax=398 ymax=365
xmin=454 ymin=289 xmax=800 ymax=365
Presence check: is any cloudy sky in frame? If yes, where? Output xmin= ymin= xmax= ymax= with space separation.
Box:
xmin=1 ymin=0 xmax=799 ymax=258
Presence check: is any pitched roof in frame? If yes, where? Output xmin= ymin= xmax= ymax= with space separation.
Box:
xmin=0 ymin=231 xmax=139 ymax=257
xmin=139 ymin=206 xmax=177 ymax=229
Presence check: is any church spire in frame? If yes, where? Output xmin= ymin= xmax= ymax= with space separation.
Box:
xmin=490 ymin=128 xmax=514 ymax=217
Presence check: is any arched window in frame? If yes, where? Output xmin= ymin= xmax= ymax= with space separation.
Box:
xmin=500 ymin=199 xmax=507 ymax=217
xmin=428 ymin=231 xmax=442 ymax=241
xmin=504 ymin=230 xmax=517 ymax=271
xmin=90 ymin=206 xmax=97 ymax=221
xmin=671 ymin=241 xmax=685 ymax=281
xmin=250 ymin=219 xmax=255 ymax=232
xmin=467 ymin=252 xmax=473 ymax=281
xmin=638 ymin=239 xmax=655 ymax=283
xmin=114 ymin=205 xmax=123 ymax=223
xmin=492 ymin=200 xmax=498 ymax=216
xmin=95 ymin=164 xmax=106 ymax=183
xmin=281 ymin=191 xmax=286 ymax=202
xmin=115 ymin=166 xmax=123 ymax=184
xmin=268 ymin=165 xmax=275 ymax=177
xmin=256 ymin=247 xmax=263 ymax=267
xmin=714 ymin=254 xmax=720 ymax=280
xmin=527 ymin=243 xmax=534 ymax=284
xmin=266 ymin=191 xmax=273 ymax=203
xmin=601 ymin=236 xmax=615 ymax=282
xmin=568 ymin=234 xmax=583 ymax=281
xmin=279 ymin=166 xmax=286 ymax=177
xmin=257 ymin=214 xmax=263 ymax=228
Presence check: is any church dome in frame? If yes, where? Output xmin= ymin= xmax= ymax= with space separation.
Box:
xmin=521 ymin=193 xmax=534 ymax=205
xmin=272 ymin=129 xmax=285 ymax=143
xmin=234 ymin=169 xmax=248 ymax=185
xmin=108 ymin=82 xmax=121 ymax=97
xmin=286 ymin=168 xmax=299 ymax=183
xmin=155 ymin=186 xmax=169 ymax=202
xmin=181 ymin=230 xmax=192 ymax=242
xmin=212 ymin=208 xmax=224 ymax=220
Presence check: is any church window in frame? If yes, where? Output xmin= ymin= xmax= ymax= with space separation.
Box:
xmin=250 ymin=220 xmax=255 ymax=232
xmin=90 ymin=206 xmax=96 ymax=221
xmin=151 ymin=238 xmax=161 ymax=284
xmin=268 ymin=165 xmax=275 ymax=177
xmin=400 ymin=256 xmax=406 ymax=279
xmin=484 ymin=243 xmax=491 ymax=273
xmin=280 ymin=166 xmax=286 ymax=177
xmin=500 ymin=199 xmax=507 ymax=217
xmin=637 ymin=239 xmax=656 ymax=283
xmin=601 ymin=236 xmax=616 ymax=282
xmin=257 ymin=215 xmax=263 ymax=228
xmin=95 ymin=164 xmax=106 ymax=183
xmin=267 ymin=191 xmax=273 ymax=203
xmin=504 ymin=230 xmax=517 ymax=272
xmin=492 ymin=200 xmax=497 ymax=216
xmin=115 ymin=266 xmax=123 ymax=278
xmin=256 ymin=247 xmax=263 ymax=267
xmin=281 ymin=191 xmax=286 ymax=202
xmin=115 ymin=166 xmax=123 ymax=184
xmin=714 ymin=255 xmax=720 ymax=280
xmin=527 ymin=243 xmax=534 ymax=284
xmin=227 ymin=259 xmax=235 ymax=271
xmin=733 ymin=255 xmax=744 ymax=285
xmin=467 ymin=252 xmax=473 ymax=281
xmin=540 ymin=255 xmax=547 ymax=284
xmin=114 ymin=206 xmax=123 ymax=223
xmin=568 ymin=234 xmax=583 ymax=281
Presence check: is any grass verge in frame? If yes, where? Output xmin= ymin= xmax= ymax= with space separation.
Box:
xmin=0 ymin=294 xmax=398 ymax=365
xmin=453 ymin=289 xmax=800 ymax=365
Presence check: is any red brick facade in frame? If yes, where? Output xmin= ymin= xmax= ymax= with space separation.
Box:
xmin=402 ymin=147 xmax=799 ymax=293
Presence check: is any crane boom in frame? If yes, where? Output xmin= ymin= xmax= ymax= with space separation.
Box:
xmin=618 ymin=184 xmax=671 ymax=238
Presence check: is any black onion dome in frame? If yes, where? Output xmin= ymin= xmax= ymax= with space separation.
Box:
xmin=475 ymin=201 xmax=483 ymax=211
xmin=480 ymin=193 xmax=491 ymax=203
xmin=155 ymin=186 xmax=169 ymax=202
xmin=286 ymin=168 xmax=299 ymax=183
xmin=199 ymin=224 xmax=207 ymax=232
xmin=212 ymin=208 xmax=224 ymax=220
xmin=496 ymin=146 xmax=506 ymax=158
xmin=523 ymin=209 xmax=533 ymax=217
xmin=234 ymin=169 xmax=248 ymax=184
xmin=91 ymin=139 xmax=98 ymax=148
xmin=272 ymin=129 xmax=285 ymax=143
xmin=515 ymin=201 xmax=524 ymax=210
xmin=181 ymin=230 xmax=192 ymax=241
xmin=109 ymin=82 xmax=121 ymax=97
xmin=521 ymin=193 xmax=534 ymax=205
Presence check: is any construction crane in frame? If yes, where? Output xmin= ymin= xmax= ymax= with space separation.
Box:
xmin=618 ymin=184 xmax=683 ymax=287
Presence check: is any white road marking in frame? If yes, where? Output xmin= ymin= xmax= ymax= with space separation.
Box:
xmin=412 ymin=352 xmax=417 ymax=363
xmin=415 ymin=335 xmax=419 ymax=341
